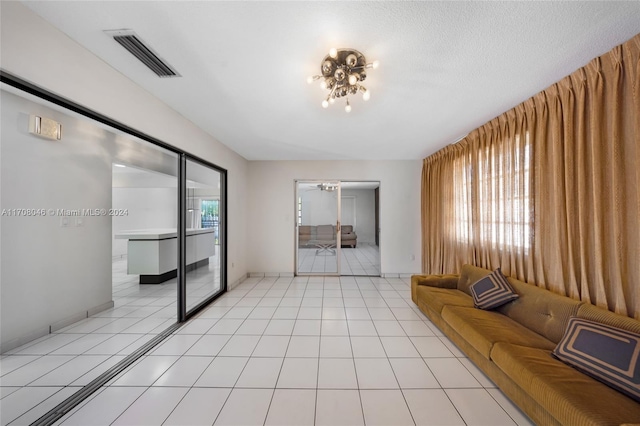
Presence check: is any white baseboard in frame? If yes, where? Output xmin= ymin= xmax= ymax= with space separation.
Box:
xmin=1 ymin=300 xmax=115 ymax=354
xmin=88 ymin=301 xmax=115 ymax=317
xmin=50 ymin=312 xmax=88 ymax=333
xmin=249 ymin=272 xmax=295 ymax=278
xmin=381 ymin=273 xmax=416 ymax=278
xmin=228 ymin=273 xmax=250 ymax=290
xmin=0 ymin=327 xmax=50 ymax=354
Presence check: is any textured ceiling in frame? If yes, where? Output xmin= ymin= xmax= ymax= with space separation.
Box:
xmin=21 ymin=1 xmax=640 ymax=161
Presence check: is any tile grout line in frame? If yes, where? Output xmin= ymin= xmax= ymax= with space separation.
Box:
xmin=261 ymin=275 xmax=300 ymax=426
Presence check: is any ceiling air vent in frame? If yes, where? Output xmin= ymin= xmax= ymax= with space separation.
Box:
xmin=105 ymin=30 xmax=180 ymax=78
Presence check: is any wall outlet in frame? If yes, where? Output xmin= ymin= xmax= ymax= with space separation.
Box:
xmin=409 ymin=254 xmax=415 ymax=261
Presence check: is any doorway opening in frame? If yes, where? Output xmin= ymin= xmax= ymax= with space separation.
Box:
xmin=295 ymin=180 xmax=380 ymax=276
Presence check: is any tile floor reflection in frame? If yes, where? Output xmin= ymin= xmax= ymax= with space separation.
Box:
xmin=298 ymin=243 xmax=381 ymax=276
xmin=0 ymin=253 xmax=220 ymax=426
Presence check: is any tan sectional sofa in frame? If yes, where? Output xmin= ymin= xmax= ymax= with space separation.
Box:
xmin=298 ymin=225 xmax=357 ymax=248
xmin=412 ymin=264 xmax=640 ymax=426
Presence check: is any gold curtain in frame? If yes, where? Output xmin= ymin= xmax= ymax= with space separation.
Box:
xmin=422 ymin=33 xmax=640 ymax=319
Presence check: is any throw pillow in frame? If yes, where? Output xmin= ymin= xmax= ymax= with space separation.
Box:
xmin=553 ymin=317 xmax=640 ymax=402
xmin=469 ymin=268 xmax=519 ymax=310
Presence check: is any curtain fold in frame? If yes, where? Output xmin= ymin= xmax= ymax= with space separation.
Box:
xmin=421 ymin=33 xmax=640 ymax=319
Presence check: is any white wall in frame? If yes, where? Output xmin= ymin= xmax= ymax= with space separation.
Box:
xmin=248 ymin=161 xmax=422 ymax=275
xmin=299 ymin=189 xmax=339 ymax=226
xmin=0 ymin=2 xmax=249 ymax=286
xmin=112 ymin=188 xmax=177 ymax=258
xmin=112 ymin=170 xmax=179 ymax=258
xmin=1 ymin=91 xmax=114 ymax=349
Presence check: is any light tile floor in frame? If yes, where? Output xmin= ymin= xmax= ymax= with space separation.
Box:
xmin=49 ymin=275 xmax=534 ymax=426
xmin=0 ymin=256 xmax=220 ymax=426
xmin=298 ymin=243 xmax=380 ymax=276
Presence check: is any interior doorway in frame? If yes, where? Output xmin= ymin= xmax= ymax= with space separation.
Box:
xmin=295 ymin=181 xmax=341 ymax=275
xmin=340 ymin=181 xmax=381 ymax=276
xmin=295 ymin=180 xmax=380 ymax=276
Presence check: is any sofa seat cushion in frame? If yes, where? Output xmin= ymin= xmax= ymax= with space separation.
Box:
xmin=441 ymin=306 xmax=556 ymax=359
xmin=416 ymin=286 xmax=474 ymax=314
xmin=341 ymin=233 xmax=356 ymax=241
xmin=491 ymin=342 xmax=640 ymax=426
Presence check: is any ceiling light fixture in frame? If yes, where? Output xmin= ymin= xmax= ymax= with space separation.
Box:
xmin=307 ymin=48 xmax=378 ymax=113
xmin=318 ymin=183 xmax=338 ymax=192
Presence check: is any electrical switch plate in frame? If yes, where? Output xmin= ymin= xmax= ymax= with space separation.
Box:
xmin=60 ymin=217 xmax=69 ymax=228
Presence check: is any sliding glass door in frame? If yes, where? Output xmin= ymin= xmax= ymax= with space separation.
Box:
xmin=0 ymin=86 xmax=182 ymax=424
xmin=295 ymin=180 xmax=382 ymax=276
xmin=295 ymin=181 xmax=341 ymax=275
xmin=0 ymin=77 xmax=229 ymax=424
xmin=183 ymin=158 xmax=225 ymax=315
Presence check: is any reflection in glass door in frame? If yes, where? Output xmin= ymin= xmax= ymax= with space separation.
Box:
xmin=184 ymin=158 xmax=224 ymax=314
xmin=0 ymin=76 xmax=229 ymax=423
xmin=201 ymin=199 xmax=220 ymax=244
xmin=0 ymin=87 xmax=181 ymax=421
xmin=296 ymin=181 xmax=341 ymax=275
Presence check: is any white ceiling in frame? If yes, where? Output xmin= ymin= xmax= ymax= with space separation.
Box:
xmin=22 ymin=1 xmax=640 ymax=161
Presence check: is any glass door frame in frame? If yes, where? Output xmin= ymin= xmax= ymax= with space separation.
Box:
xmin=1 ymin=68 xmax=228 ymax=426
xmin=179 ymin=154 xmax=227 ymax=321
xmin=294 ymin=179 xmax=342 ymax=276
xmin=0 ymin=71 xmax=228 ymax=324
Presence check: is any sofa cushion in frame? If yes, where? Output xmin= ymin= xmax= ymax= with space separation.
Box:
xmin=416 ymin=286 xmax=474 ymax=314
xmin=316 ymin=225 xmax=334 ymax=237
xmin=491 ymin=342 xmax=640 ymax=425
xmin=299 ymin=226 xmax=312 ymax=236
xmin=470 ymin=268 xmax=519 ymax=310
xmin=341 ymin=225 xmax=353 ymax=233
xmin=497 ymin=277 xmax=582 ymax=344
xmin=442 ymin=305 xmax=556 ymax=358
xmin=412 ymin=274 xmax=459 ymax=289
xmin=577 ymin=303 xmax=640 ymax=334
xmin=457 ymin=264 xmax=493 ymax=296
xmin=552 ymin=317 xmax=640 ymax=402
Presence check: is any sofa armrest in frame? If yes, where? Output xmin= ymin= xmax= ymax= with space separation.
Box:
xmin=411 ymin=274 xmax=459 ymax=304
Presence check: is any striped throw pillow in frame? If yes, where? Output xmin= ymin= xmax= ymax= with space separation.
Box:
xmin=553 ymin=317 xmax=640 ymax=402
xmin=469 ymin=268 xmax=519 ymax=310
